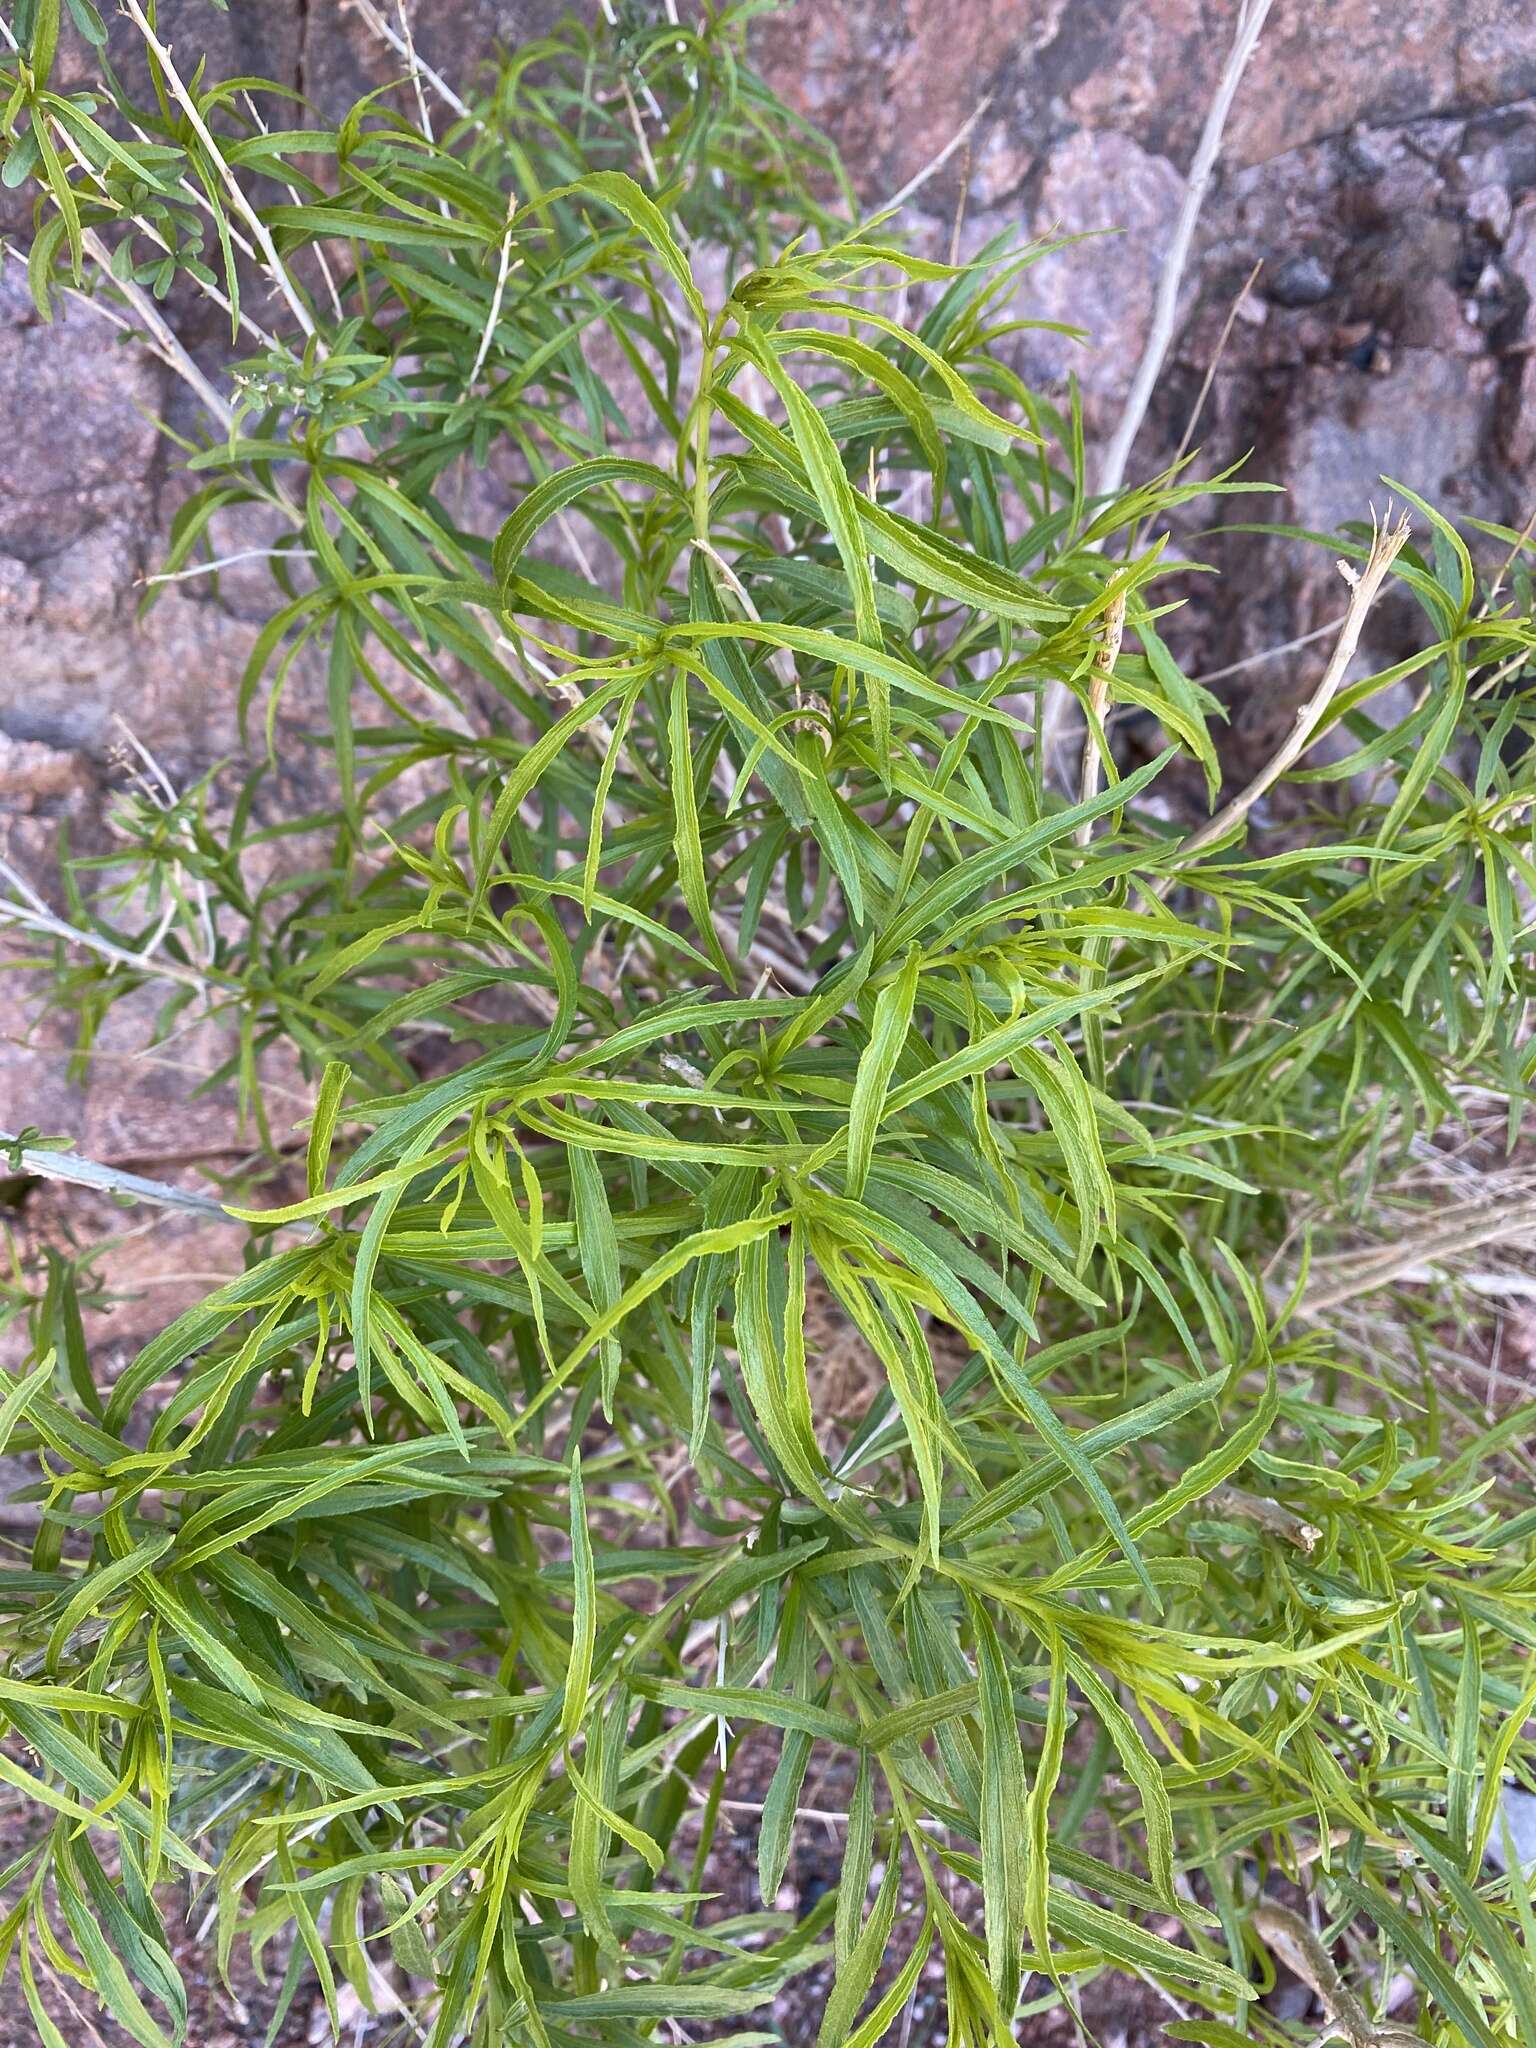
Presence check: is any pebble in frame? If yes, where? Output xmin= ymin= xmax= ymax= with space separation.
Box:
xmin=1268 ymin=252 xmax=1336 ymax=308
xmin=1487 ymin=1784 xmax=1536 ymax=1876
xmin=1467 ymin=181 xmax=1513 ymax=245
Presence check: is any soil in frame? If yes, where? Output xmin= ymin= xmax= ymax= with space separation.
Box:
xmin=0 ymin=1797 xmax=312 ymax=2048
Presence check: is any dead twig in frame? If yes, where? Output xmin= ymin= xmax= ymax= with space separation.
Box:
xmin=1300 ymin=1193 xmax=1536 ymax=1317
xmin=469 ymin=193 xmax=522 ymax=386
xmin=1252 ymin=1901 xmax=1431 ymax=2048
xmin=1167 ymin=259 xmax=1263 ymax=483
xmin=342 ymin=0 xmax=474 ymax=122
xmin=83 ymin=229 xmax=236 ymax=431
xmin=868 ymin=94 xmax=994 ymax=223
xmin=1193 ymin=614 xmax=1348 ymax=689
xmin=1038 ymin=1 xmax=1272 ymax=788
xmin=0 ymin=852 xmax=211 ymax=997
xmin=1098 ymin=0 xmax=1274 ymax=501
xmin=142 ymin=548 xmax=317 ymax=587
xmin=1173 ymin=508 xmax=1411 ymax=864
xmin=1 ymin=1134 xmax=237 ymax=1223
xmin=121 ymin=0 xmax=320 ymax=345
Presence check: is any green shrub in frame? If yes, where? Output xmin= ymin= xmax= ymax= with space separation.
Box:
xmin=2 ymin=5 xmax=1535 ymax=2045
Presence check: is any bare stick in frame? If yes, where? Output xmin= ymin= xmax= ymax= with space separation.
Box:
xmin=619 ymin=74 xmax=661 ymax=192
xmin=1097 ymin=0 xmax=1274 ymax=501
xmin=0 ymin=853 xmax=52 ymax=921
xmin=1193 ymin=614 xmax=1346 ymax=688
xmin=1167 ymin=258 xmax=1262 ymax=481
xmin=1039 ymin=4 xmax=1271 ymax=785
xmin=0 ymin=851 xmax=210 ymax=996
xmin=78 ymin=229 xmax=236 ymax=430
xmin=142 ymin=548 xmax=318 ymax=587
xmin=1252 ymin=1903 xmax=1431 ymax=2048
xmin=394 ymin=0 xmax=437 ymax=143
xmin=1038 ymin=9 xmax=1270 ymax=790
xmin=342 ymin=0 xmax=474 ymax=123
xmin=691 ymin=538 xmax=798 ymax=695
xmin=1173 ymin=508 xmax=1411 ymax=863
xmin=0 ymin=899 xmax=208 ymax=992
xmin=947 ymin=131 xmax=972 ymax=267
xmin=468 ymin=195 xmax=522 ymax=387
xmin=109 ymin=715 xmax=217 ymax=967
xmin=1208 ymin=1483 xmax=1321 ymax=1551
xmin=1300 ymin=1194 xmax=1536 ymax=1317
xmin=868 ymin=94 xmax=994 ymax=223
xmin=1486 ymin=503 xmax=1536 ymax=609
xmin=45 ymin=104 xmax=283 ymax=354
xmin=1143 ymin=1441 xmax=1320 ymax=1548
xmin=555 ymin=509 xmax=600 ymax=587
xmin=1 ymin=1134 xmax=236 ymax=1222
xmin=241 ymin=90 xmax=345 ymax=323
xmin=6 ymin=34 xmax=260 ymax=288
xmin=121 ymin=0 xmax=320 ymax=345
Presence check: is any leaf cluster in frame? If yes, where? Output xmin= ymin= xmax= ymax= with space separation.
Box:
xmin=1 ymin=6 xmax=1535 ymax=2046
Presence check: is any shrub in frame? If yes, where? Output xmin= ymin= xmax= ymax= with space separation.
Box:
xmin=2 ymin=5 xmax=1535 ymax=2045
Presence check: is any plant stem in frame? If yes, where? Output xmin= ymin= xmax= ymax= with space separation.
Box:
xmin=1 ymin=1135 xmax=236 ymax=1221
xmin=1097 ymin=0 xmax=1274 ymax=502
xmin=1173 ymin=508 xmax=1411 ymax=863
xmin=120 ymin=0 xmax=321 ymax=346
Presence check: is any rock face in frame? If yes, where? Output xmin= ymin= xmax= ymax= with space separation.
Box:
xmin=751 ymin=0 xmax=1536 ymax=759
xmin=2 ymin=0 xmax=1535 ymax=1152
xmin=998 ymin=129 xmax=1187 ymax=397
xmin=0 ymin=0 xmax=1529 ymax=753
xmin=752 ymin=0 xmax=1536 ymax=193
xmin=754 ymin=0 xmax=1534 ymax=509
xmin=0 ymin=0 xmax=1527 ymax=769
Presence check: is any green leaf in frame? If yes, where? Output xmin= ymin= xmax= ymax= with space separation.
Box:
xmin=973 ymin=1599 xmax=1028 ymax=2010
xmin=845 ymin=947 xmax=919 ymax=1199
xmin=546 ymin=168 xmax=708 ymax=330
xmin=561 ymin=1452 xmax=596 ymax=1745
xmin=30 ymin=0 xmax=61 ymax=88
xmin=305 ymin=1060 xmax=350 ymax=1199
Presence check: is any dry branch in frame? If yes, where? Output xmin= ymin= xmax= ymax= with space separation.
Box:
xmin=1174 ymin=508 xmax=1412 ymax=863
xmin=2 ymin=1134 xmax=236 ymax=1221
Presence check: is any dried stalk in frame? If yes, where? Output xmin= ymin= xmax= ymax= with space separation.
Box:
xmin=868 ymin=94 xmax=994 ymax=223
xmin=468 ymin=195 xmax=522 ymax=386
xmin=1097 ymin=0 xmax=1274 ymax=500
xmin=619 ymin=74 xmax=661 ymax=191
xmin=692 ymin=538 xmax=798 ymax=695
xmin=394 ymin=0 xmax=437 ymax=145
xmin=1173 ymin=509 xmax=1411 ymax=863
xmin=0 ymin=852 xmax=210 ymax=997
xmin=1165 ymin=258 xmax=1262 ymax=481
xmin=121 ymin=0 xmax=320 ymax=345
xmin=1144 ymin=1444 xmax=1320 ymax=1550
xmin=1301 ymin=1193 xmax=1536 ymax=1316
xmin=1039 ymin=0 xmax=1271 ymax=786
xmin=1252 ymin=1902 xmax=1431 ymax=2048
xmin=2 ymin=1134 xmax=236 ymax=1222
xmin=343 ymin=0 xmax=474 ymax=122
xmin=240 ymin=90 xmax=345 ymax=323
xmin=1194 ymin=614 xmax=1347 ymax=688
xmin=143 ymin=548 xmax=318 ymax=587
xmin=46 ymin=105 xmax=282 ymax=356
xmin=79 ymin=229 xmax=236 ymax=431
